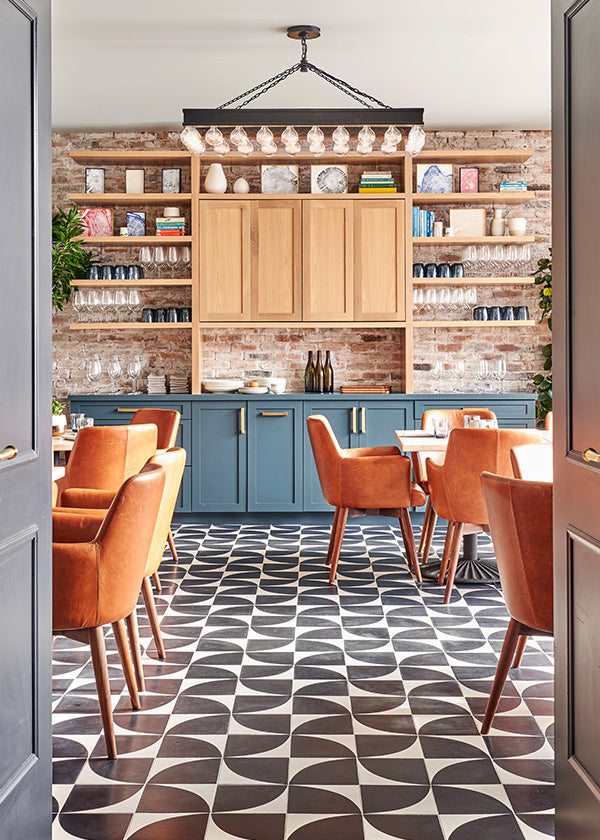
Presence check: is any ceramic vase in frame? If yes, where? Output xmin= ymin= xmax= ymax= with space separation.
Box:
xmin=233 ymin=177 xmax=250 ymax=194
xmin=204 ymin=163 xmax=227 ymax=194
xmin=490 ymin=209 xmax=505 ymax=237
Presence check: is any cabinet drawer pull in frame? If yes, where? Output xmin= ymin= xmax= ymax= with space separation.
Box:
xmin=116 ymin=408 xmax=140 ymax=413
xmin=261 ymin=411 xmax=288 ymax=417
xmin=240 ymin=407 xmax=246 ymax=435
xmin=361 ymin=407 xmax=366 ymax=434
xmin=351 ymin=407 xmax=357 ymax=434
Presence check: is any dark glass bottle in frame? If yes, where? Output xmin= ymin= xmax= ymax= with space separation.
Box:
xmin=323 ymin=350 xmax=334 ymax=393
xmin=314 ymin=350 xmax=324 ymax=393
xmin=304 ymin=350 xmax=315 ymax=392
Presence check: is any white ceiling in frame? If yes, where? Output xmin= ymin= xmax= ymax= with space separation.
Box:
xmin=51 ymin=0 xmax=551 ymax=132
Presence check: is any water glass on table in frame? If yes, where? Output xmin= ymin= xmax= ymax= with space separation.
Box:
xmin=433 ymin=417 xmax=450 ymax=438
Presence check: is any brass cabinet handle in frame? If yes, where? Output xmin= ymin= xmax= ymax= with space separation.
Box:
xmin=351 ymin=407 xmax=357 ymax=434
xmin=361 ymin=407 xmax=366 ymax=434
xmin=261 ymin=411 xmax=288 ymax=416
xmin=116 ymin=408 xmax=139 ymax=413
xmin=583 ymin=447 xmax=600 ymax=464
xmin=240 ymin=407 xmax=246 ymax=435
xmin=0 ymin=445 xmax=18 ymax=462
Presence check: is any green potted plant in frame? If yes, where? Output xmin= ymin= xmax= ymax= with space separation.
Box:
xmin=52 ymin=397 xmax=67 ymax=436
xmin=532 ymin=249 xmax=552 ymax=426
xmin=52 ymin=207 xmax=95 ymax=310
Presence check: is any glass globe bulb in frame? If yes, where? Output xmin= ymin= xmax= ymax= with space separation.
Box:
xmin=256 ymin=125 xmax=274 ymax=145
xmin=285 ymin=142 xmax=301 ymax=156
xmin=281 ymin=126 xmax=299 ymax=145
xmin=180 ymin=126 xmax=205 ymax=155
xmin=238 ymin=140 xmax=254 ymax=156
xmin=307 ymin=125 xmax=324 ymax=144
xmin=262 ymin=140 xmax=278 ymax=156
xmin=384 ymin=125 xmax=402 ymax=144
xmin=205 ymin=126 xmax=223 ymax=147
xmin=405 ymin=125 xmax=426 ymax=157
xmin=381 ymin=140 xmax=397 ymax=155
xmin=230 ymin=126 xmax=247 ymax=145
xmin=333 ymin=143 xmax=349 ymax=156
xmin=358 ymin=125 xmax=376 ymax=144
xmin=357 ymin=141 xmax=373 ymax=156
xmin=332 ymin=125 xmax=350 ymax=145
xmin=214 ymin=139 xmax=230 ymax=156
xmin=309 ymin=141 xmax=326 ymax=157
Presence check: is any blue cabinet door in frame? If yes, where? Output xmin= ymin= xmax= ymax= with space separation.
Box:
xmin=303 ymin=400 xmax=358 ymax=510
xmin=359 ymin=400 xmax=410 ymax=448
xmin=192 ymin=402 xmax=247 ymax=512
xmin=248 ymin=402 xmax=303 ymax=512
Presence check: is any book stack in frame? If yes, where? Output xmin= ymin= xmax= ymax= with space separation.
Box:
xmin=169 ymin=374 xmax=190 ymax=394
xmin=156 ymin=216 xmax=186 ymax=236
xmin=146 ymin=374 xmax=167 ymax=394
xmin=499 ymin=180 xmax=527 ymax=191
xmin=358 ymin=171 xmax=397 ymax=193
xmin=412 ymin=206 xmax=436 ymax=237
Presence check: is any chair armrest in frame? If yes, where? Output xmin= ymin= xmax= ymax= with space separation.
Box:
xmin=52 ymin=541 xmax=100 ymax=632
xmin=344 ymin=445 xmax=400 ymax=458
xmin=52 ymin=509 xmax=105 ymax=544
xmin=426 ymin=458 xmax=451 ymax=521
xmin=340 ymin=453 xmax=412 ymax=508
xmin=60 ymin=488 xmax=116 ymax=509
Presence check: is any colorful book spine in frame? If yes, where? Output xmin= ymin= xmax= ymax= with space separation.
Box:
xmin=412 ymin=206 xmax=420 ymax=237
xmin=358 ymin=186 xmax=397 ymax=193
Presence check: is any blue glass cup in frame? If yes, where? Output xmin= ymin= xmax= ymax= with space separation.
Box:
xmin=424 ymin=263 xmax=437 ymax=278
xmin=514 ymin=305 xmax=530 ymax=320
xmin=87 ymin=265 xmax=100 ymax=280
xmin=155 ymin=308 xmax=166 ymax=323
xmin=113 ymin=265 xmax=127 ymax=280
xmin=100 ymin=265 xmax=113 ymax=280
xmin=127 ymin=265 xmax=142 ymax=280
xmin=473 ymin=306 xmax=488 ymax=321
xmin=450 ymin=263 xmax=464 ymax=278
xmin=166 ymin=307 xmax=178 ymax=322
xmin=177 ymin=307 xmax=191 ymax=322
xmin=141 ymin=308 xmax=155 ymax=323
xmin=500 ymin=306 xmax=515 ymax=320
xmin=487 ymin=306 xmax=501 ymax=320
xmin=413 ymin=263 xmax=425 ymax=278
xmin=436 ymin=262 xmax=450 ymax=278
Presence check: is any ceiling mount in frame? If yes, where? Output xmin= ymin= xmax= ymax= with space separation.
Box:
xmin=286 ymin=25 xmax=321 ymax=40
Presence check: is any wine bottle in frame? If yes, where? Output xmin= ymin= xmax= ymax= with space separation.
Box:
xmin=323 ymin=350 xmax=334 ymax=393
xmin=304 ymin=350 xmax=315 ymax=393
xmin=314 ymin=350 xmax=324 ymax=393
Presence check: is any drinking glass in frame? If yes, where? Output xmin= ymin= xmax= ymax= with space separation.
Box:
xmin=113 ymin=288 xmax=127 ymax=321
xmin=450 ymin=287 xmax=464 ymax=313
xmin=494 ymin=359 xmax=507 ymax=393
xmin=505 ymin=244 xmax=520 ymax=274
xmin=127 ymin=356 xmax=143 ymax=394
xmin=413 ymin=287 xmax=424 ymax=310
xmin=107 ymin=357 xmax=122 ymax=394
xmin=139 ymin=246 xmax=155 ymax=277
xmin=180 ymin=246 xmax=191 ymax=271
xmin=432 ymin=359 xmax=444 ymax=393
xmin=477 ymin=245 xmax=491 ymax=275
xmin=439 ymin=288 xmax=451 ymax=312
xmin=85 ymin=356 xmax=102 ymax=393
xmin=127 ymin=289 xmax=141 ymax=318
xmin=100 ymin=289 xmax=114 ymax=322
xmin=433 ymin=417 xmax=450 ymax=438
xmin=465 ymin=287 xmax=478 ymax=308
xmin=518 ymin=244 xmax=531 ymax=273
xmin=423 ymin=287 xmax=437 ymax=314
xmin=451 ymin=359 xmax=465 ymax=393
xmin=490 ymin=245 xmax=504 ymax=273
xmin=153 ymin=246 xmax=166 ymax=272
xmin=166 ymin=246 xmax=179 ymax=273
xmin=464 ymin=245 xmax=477 ymax=274
xmin=475 ymin=359 xmax=489 ymax=393
xmin=70 ymin=413 xmax=85 ymax=432
xmin=85 ymin=290 xmax=100 ymax=322
xmin=71 ymin=289 xmax=85 ymax=319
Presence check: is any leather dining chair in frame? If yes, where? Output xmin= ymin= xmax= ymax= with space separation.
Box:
xmin=510 ymin=443 xmax=553 ymax=482
xmin=480 ymin=471 xmax=553 ymax=734
xmin=426 ymin=427 xmax=544 ymax=604
xmin=416 ymin=408 xmax=498 ymax=566
xmin=53 ymin=423 xmax=158 ymax=508
xmin=544 ymin=410 xmax=553 ymax=433
xmin=130 ymin=407 xmax=181 ymax=569
xmin=307 ymin=414 xmax=426 ymax=583
xmin=52 ymin=463 xmax=165 ymax=759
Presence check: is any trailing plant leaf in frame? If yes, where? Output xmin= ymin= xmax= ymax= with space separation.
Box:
xmin=532 ymin=249 xmax=552 ymax=425
xmin=52 ymin=207 xmax=95 ymax=310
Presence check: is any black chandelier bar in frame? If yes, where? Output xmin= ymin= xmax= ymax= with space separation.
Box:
xmin=182 ymin=107 xmax=424 ymax=129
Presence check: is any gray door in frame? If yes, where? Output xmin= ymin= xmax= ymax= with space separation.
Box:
xmin=0 ymin=0 xmax=52 ymax=837
xmin=553 ymin=0 xmax=600 ymax=835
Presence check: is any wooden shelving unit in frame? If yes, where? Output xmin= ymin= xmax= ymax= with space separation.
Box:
xmin=74 ymin=278 xmax=192 ymax=287
xmin=69 ymin=192 xmax=192 ymax=206
xmin=413 ymin=235 xmax=535 ymax=245
xmin=415 ymin=149 xmax=533 ymax=164
xmin=74 ymin=235 xmax=192 ymax=244
xmin=413 ymin=277 xmax=534 ymax=286
xmin=414 ymin=320 xmax=535 ymax=328
xmin=69 ymin=150 xmax=191 ymax=165
xmin=69 ymin=322 xmax=192 ymax=331
xmin=414 ymin=191 xmax=532 ymax=205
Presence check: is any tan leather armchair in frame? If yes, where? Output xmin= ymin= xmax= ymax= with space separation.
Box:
xmin=416 ymin=408 xmax=497 ymax=565
xmin=480 ymin=471 xmax=553 ymax=734
xmin=307 ymin=415 xmax=426 ymax=583
xmin=426 ymin=427 xmax=544 ymax=603
xmin=544 ymin=410 xmax=553 ymax=433
xmin=52 ymin=463 xmax=165 ymax=759
xmin=510 ymin=443 xmax=553 ymax=481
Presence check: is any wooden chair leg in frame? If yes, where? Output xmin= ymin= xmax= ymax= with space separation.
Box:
xmin=88 ymin=626 xmax=117 ymax=760
xmin=398 ymin=508 xmax=422 ymax=583
xmin=167 ymin=528 xmax=178 ymax=563
xmin=481 ymin=618 xmax=523 ymax=735
xmin=418 ymin=500 xmax=431 ymax=554
xmin=437 ymin=522 xmax=457 ymax=585
xmin=326 ymin=507 xmax=341 ymax=566
xmin=512 ymin=635 xmax=528 ymax=668
xmin=111 ymin=618 xmax=140 ymax=711
xmin=443 ymin=523 xmax=464 ymax=604
xmin=421 ymin=506 xmax=438 ymax=565
xmin=329 ymin=507 xmax=348 ymax=584
xmin=141 ymin=576 xmax=166 ymax=659
xmin=125 ymin=610 xmax=145 ymax=693
xmin=152 ymin=571 xmax=162 ymax=593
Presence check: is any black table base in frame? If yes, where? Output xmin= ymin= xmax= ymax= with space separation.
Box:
xmin=419 ymin=533 xmax=500 ymax=585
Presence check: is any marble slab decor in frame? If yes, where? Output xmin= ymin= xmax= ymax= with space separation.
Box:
xmin=52 ymin=522 xmax=554 ymax=840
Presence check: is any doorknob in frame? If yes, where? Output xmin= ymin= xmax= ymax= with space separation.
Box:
xmin=583 ymin=447 xmax=600 ymax=464
xmin=0 ymin=445 xmax=18 ymax=461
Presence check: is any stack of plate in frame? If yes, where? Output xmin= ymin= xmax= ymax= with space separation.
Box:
xmin=147 ymin=374 xmax=167 ymax=395
xmin=169 ymin=374 xmax=189 ymax=394
xmin=202 ymin=379 xmax=244 ymax=394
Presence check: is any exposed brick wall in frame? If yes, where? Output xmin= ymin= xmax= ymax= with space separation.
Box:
xmin=52 ymin=130 xmax=550 ymax=399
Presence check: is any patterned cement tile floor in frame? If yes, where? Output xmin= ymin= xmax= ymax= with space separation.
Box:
xmin=51 ymin=523 xmax=554 ymax=840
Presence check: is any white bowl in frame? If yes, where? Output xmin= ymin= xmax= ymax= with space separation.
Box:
xmin=508 ymin=218 xmax=527 ymax=236
xmin=203 ymin=379 xmax=244 ymax=393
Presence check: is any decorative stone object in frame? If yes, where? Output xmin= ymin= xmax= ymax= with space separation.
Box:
xmin=205 ymin=163 xmax=227 ymax=194
xmin=233 ymin=177 xmax=250 ymax=194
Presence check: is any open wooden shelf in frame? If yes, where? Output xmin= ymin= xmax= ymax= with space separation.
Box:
xmin=414 ymin=320 xmax=535 ymax=327
xmin=415 ymin=149 xmax=534 ymax=164
xmin=197 ymin=321 xmax=407 ymax=329
xmin=413 ymin=236 xmax=535 ymax=245
xmin=195 ymin=192 xmax=405 ymax=200
xmin=413 ymin=191 xmax=532 ymax=205
xmin=69 ymin=193 xmax=192 ymax=205
xmin=74 ymin=279 xmax=192 ymax=287
xmin=69 ymin=322 xmax=192 ymax=331
xmin=413 ymin=277 xmax=534 ymax=286
xmin=75 ymin=236 xmax=193 ymax=244
xmin=70 ymin=150 xmax=191 ymax=165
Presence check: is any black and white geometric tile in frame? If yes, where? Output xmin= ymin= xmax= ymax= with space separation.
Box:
xmin=52 ymin=523 xmax=554 ymax=839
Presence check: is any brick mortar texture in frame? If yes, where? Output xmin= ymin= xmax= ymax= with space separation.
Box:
xmin=52 ymin=129 xmax=550 ymax=400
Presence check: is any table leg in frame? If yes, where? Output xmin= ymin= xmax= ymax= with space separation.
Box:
xmin=421 ymin=531 xmax=500 ymax=584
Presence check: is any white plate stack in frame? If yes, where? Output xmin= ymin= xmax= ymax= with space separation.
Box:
xmin=147 ymin=374 xmax=167 ymax=394
xmin=202 ymin=379 xmax=244 ymax=393
xmin=169 ymin=374 xmax=189 ymax=394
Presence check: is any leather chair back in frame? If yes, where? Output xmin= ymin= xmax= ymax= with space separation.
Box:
xmin=481 ymin=471 xmax=553 ymax=632
xmin=130 ymin=408 xmax=180 ymax=451
xmin=510 ymin=443 xmax=553 ymax=482
xmin=144 ymin=448 xmax=186 ymax=576
xmin=53 ymin=462 xmax=165 ymax=631
xmin=427 ymin=428 xmax=544 ymax=524
xmin=544 ymin=411 xmax=553 ymax=433
xmin=307 ymin=415 xmax=343 ymax=507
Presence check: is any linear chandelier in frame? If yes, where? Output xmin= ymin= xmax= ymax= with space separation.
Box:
xmin=181 ymin=25 xmax=425 ymax=158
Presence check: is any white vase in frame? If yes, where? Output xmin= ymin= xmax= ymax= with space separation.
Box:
xmin=204 ymin=163 xmax=227 ymax=194
xmin=233 ymin=177 xmax=250 ymax=194
xmin=490 ymin=209 xmax=505 ymax=237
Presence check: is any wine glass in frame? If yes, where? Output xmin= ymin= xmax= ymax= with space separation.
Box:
xmin=464 ymin=245 xmax=477 ymax=274
xmin=153 ymin=246 xmax=166 ymax=273
xmin=100 ymin=289 xmax=114 ymax=323
xmin=413 ymin=287 xmax=424 ymax=315
xmin=451 ymin=359 xmax=465 ymax=393
xmin=450 ymin=288 xmax=464 ymax=313
xmin=423 ymin=288 xmax=437 ymax=314
xmin=139 ymin=246 xmax=155 ymax=277
xmin=85 ymin=356 xmax=102 ymax=393
xmin=166 ymin=246 xmax=179 ymax=273
xmin=84 ymin=289 xmax=99 ymax=322
xmin=107 ymin=357 xmax=122 ymax=394
xmin=432 ymin=359 xmax=443 ymax=393
xmin=127 ymin=356 xmax=143 ymax=394
xmin=71 ymin=290 xmax=85 ymax=319
xmin=493 ymin=359 xmax=507 ymax=393
xmin=439 ymin=288 xmax=451 ymax=313
xmin=475 ymin=359 xmax=489 ymax=393
xmin=126 ymin=289 xmax=141 ymax=319
xmin=465 ymin=287 xmax=478 ymax=310
xmin=180 ymin=246 xmax=191 ymax=272
xmin=113 ymin=288 xmax=127 ymax=321
xmin=477 ymin=245 xmax=491 ymax=276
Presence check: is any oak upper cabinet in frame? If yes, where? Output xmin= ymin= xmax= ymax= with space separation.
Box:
xmin=251 ymin=201 xmax=302 ymax=321
xmin=198 ymin=200 xmax=251 ymax=321
xmin=303 ymin=199 xmax=354 ymax=321
xmin=354 ymin=199 xmax=406 ymax=321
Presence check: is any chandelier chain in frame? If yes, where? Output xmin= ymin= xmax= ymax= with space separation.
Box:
xmin=306 ymin=63 xmax=391 ymax=109
xmin=217 ymin=63 xmax=301 ymax=110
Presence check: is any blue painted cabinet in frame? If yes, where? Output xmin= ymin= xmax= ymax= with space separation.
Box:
xmin=360 ymin=401 xmax=409 ymax=447
xmin=192 ymin=402 xmax=247 ymax=512
xmin=248 ymin=403 xmax=303 ymax=512
xmin=303 ymin=400 xmax=357 ymax=511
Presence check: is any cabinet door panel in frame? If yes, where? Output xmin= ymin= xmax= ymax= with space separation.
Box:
xmin=252 ymin=201 xmax=301 ymax=320
xmin=360 ymin=401 xmax=409 ymax=448
xmin=354 ymin=200 xmax=405 ymax=321
xmin=198 ymin=201 xmax=251 ymax=321
xmin=303 ymin=400 xmax=358 ymax=510
xmin=192 ymin=402 xmax=247 ymax=511
xmin=303 ymin=200 xmax=353 ymax=321
xmin=248 ymin=403 xmax=302 ymax=511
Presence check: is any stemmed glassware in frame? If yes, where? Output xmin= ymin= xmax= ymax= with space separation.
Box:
xmin=85 ymin=355 xmax=102 ymax=393
xmin=493 ymin=359 xmax=507 ymax=392
xmin=451 ymin=359 xmax=465 ymax=393
xmin=438 ymin=287 xmax=451 ymax=313
xmin=166 ymin=246 xmax=180 ymax=273
xmin=113 ymin=289 xmax=127 ymax=321
xmin=126 ymin=289 xmax=141 ymax=319
xmin=107 ymin=357 xmax=122 ymax=394
xmin=180 ymin=246 xmax=191 ymax=272
xmin=100 ymin=289 xmax=114 ymax=322
xmin=475 ymin=359 xmax=489 ymax=393
xmin=139 ymin=246 xmax=155 ymax=277
xmin=432 ymin=359 xmax=444 ymax=393
xmin=153 ymin=246 xmax=166 ymax=273
xmin=71 ymin=290 xmax=85 ymax=319
xmin=413 ymin=287 xmax=424 ymax=311
xmin=423 ymin=288 xmax=437 ymax=314
xmin=127 ymin=355 xmax=143 ymax=394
